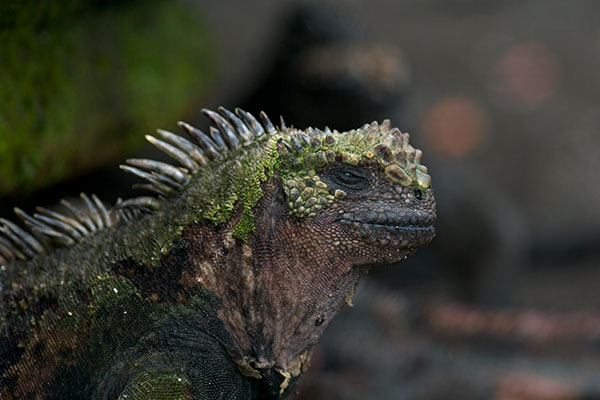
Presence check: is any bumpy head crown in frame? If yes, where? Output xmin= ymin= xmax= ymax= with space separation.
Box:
xmin=276 ymin=121 xmax=431 ymax=218
xmin=278 ymin=121 xmax=430 ymax=186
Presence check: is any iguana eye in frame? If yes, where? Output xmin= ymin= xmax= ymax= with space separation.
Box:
xmin=321 ymin=165 xmax=371 ymax=192
xmin=340 ymin=171 xmax=364 ymax=185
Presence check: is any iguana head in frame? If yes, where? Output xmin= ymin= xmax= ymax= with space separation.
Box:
xmin=217 ymin=117 xmax=437 ymax=393
xmin=275 ymin=121 xmax=435 ymax=267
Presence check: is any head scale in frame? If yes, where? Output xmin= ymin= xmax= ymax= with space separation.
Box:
xmin=275 ymin=121 xmax=432 ymax=218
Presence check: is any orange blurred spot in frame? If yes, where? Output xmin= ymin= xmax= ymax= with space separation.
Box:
xmin=421 ymin=97 xmax=489 ymax=158
xmin=495 ymin=374 xmax=577 ymax=400
xmin=491 ymin=42 xmax=562 ymax=108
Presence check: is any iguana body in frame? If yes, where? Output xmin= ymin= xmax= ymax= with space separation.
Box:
xmin=0 ymin=108 xmax=435 ymax=399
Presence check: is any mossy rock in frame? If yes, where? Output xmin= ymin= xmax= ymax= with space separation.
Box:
xmin=0 ymin=0 xmax=215 ymax=195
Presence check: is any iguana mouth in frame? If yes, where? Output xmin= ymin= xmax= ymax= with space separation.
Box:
xmin=339 ymin=210 xmax=435 ymax=245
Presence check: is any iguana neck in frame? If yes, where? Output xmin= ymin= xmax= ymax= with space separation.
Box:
xmin=181 ymin=175 xmax=361 ymax=383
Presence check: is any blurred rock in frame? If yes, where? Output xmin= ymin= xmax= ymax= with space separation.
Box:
xmin=291 ymin=281 xmax=600 ymax=400
xmin=0 ymin=0 xmax=215 ymax=197
xmin=239 ymin=2 xmax=410 ymax=131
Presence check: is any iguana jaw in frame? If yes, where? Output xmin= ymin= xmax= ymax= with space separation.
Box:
xmin=338 ymin=204 xmax=436 ymax=247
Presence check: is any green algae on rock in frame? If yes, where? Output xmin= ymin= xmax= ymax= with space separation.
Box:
xmin=0 ymin=0 xmax=215 ymax=195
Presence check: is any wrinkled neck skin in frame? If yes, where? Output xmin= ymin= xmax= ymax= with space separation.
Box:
xmin=181 ymin=175 xmax=363 ymax=392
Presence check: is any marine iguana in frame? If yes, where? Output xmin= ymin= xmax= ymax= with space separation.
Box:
xmin=0 ymin=107 xmax=435 ymax=399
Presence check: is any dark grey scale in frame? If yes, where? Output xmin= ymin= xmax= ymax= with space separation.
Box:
xmin=290 ymin=134 xmax=305 ymax=152
xmin=0 ymin=219 xmax=42 ymax=258
xmin=0 ymin=230 xmax=26 ymax=260
xmin=384 ymin=226 xmax=399 ymax=235
xmin=156 ymin=129 xmax=207 ymax=167
xmin=277 ymin=139 xmax=293 ymax=155
xmin=202 ymin=109 xmax=241 ymax=151
xmin=279 ymin=115 xmax=287 ymax=130
xmin=117 ymin=210 xmax=131 ymax=222
xmin=30 ymin=213 xmax=83 ymax=241
xmin=17 ymin=207 xmax=78 ymax=247
xmin=60 ymin=199 xmax=95 ymax=233
xmin=40 ymin=209 xmax=88 ymax=238
xmin=371 ymin=226 xmax=389 ymax=239
xmin=144 ymin=135 xmax=198 ymax=172
xmin=121 ymin=165 xmax=175 ymax=195
xmin=218 ymin=107 xmax=253 ymax=145
xmin=80 ymin=193 xmax=104 ymax=230
xmin=365 ymin=211 xmax=378 ymax=224
xmin=91 ymin=194 xmax=112 ymax=228
xmin=384 ymin=211 xmax=398 ymax=221
xmin=36 ymin=228 xmax=74 ymax=247
xmin=209 ymin=127 xmax=228 ymax=153
xmin=132 ymin=183 xmax=169 ymax=197
xmin=323 ymin=135 xmax=336 ymax=146
xmin=178 ymin=122 xmax=223 ymax=161
xmin=113 ymin=196 xmax=157 ymax=223
xmin=2 ymin=217 xmax=45 ymax=254
xmin=33 ymin=213 xmax=83 ymax=240
xmin=360 ymin=223 xmax=373 ymax=234
xmin=376 ymin=213 xmax=388 ymax=225
xmin=315 ymin=152 xmax=327 ymax=167
xmin=297 ymin=133 xmax=311 ymax=147
xmin=117 ymin=197 xmax=161 ymax=211
xmin=374 ymin=144 xmax=394 ymax=165
xmin=125 ymin=159 xmax=188 ymax=186
xmin=381 ymin=192 xmax=394 ymax=200
xmin=147 ymin=173 xmax=183 ymax=193
xmin=259 ymin=111 xmax=276 ymax=134
xmin=309 ymin=137 xmax=321 ymax=149
xmin=0 ymin=236 xmax=19 ymax=262
xmin=235 ymin=108 xmax=265 ymax=139
xmin=122 ymin=162 xmax=183 ymax=193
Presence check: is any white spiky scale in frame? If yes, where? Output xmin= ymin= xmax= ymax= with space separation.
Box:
xmin=145 ymin=135 xmax=198 ymax=172
xmin=156 ymin=129 xmax=208 ymax=166
xmin=177 ymin=121 xmax=223 ymax=161
xmin=36 ymin=206 xmax=88 ymax=236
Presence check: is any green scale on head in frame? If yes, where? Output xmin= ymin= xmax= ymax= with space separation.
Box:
xmin=273 ymin=121 xmax=431 ymax=219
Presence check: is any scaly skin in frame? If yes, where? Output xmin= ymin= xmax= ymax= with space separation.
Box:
xmin=0 ymin=108 xmax=435 ymax=399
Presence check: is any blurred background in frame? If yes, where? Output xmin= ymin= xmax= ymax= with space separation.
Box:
xmin=1 ymin=0 xmax=600 ymax=398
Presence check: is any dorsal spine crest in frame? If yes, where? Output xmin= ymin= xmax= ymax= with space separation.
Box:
xmin=0 ymin=107 xmax=431 ymax=263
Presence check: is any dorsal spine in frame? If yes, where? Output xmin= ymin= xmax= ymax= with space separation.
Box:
xmin=0 ymin=108 xmax=277 ymax=264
